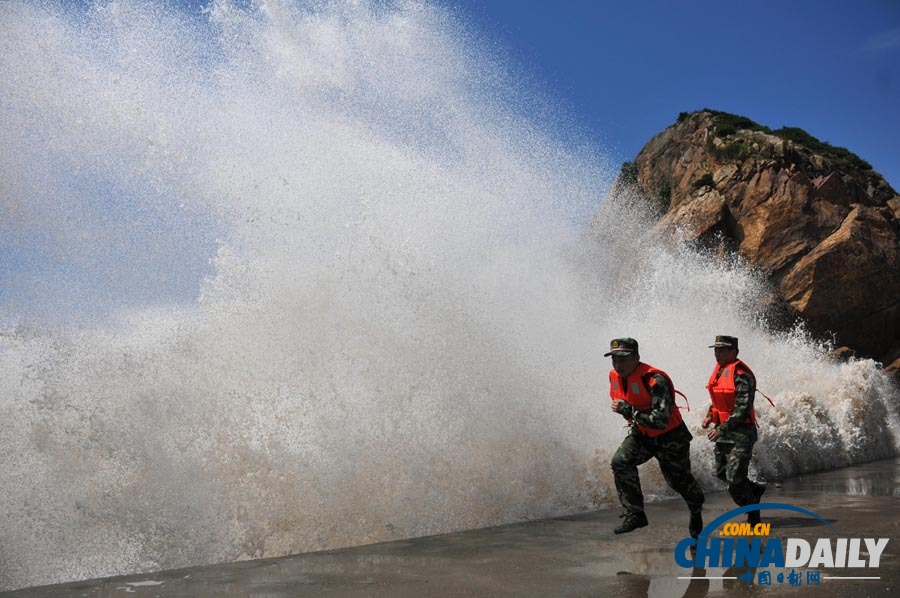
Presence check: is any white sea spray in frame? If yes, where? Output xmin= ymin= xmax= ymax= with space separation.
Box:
xmin=1 ymin=0 xmax=897 ymax=590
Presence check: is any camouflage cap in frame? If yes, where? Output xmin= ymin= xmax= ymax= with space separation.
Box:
xmin=709 ymin=335 xmax=739 ymax=349
xmin=604 ymin=337 xmax=639 ymax=357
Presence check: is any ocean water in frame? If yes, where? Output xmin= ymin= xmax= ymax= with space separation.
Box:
xmin=1 ymin=0 xmax=898 ymax=590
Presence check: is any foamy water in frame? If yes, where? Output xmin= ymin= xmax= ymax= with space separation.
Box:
xmin=1 ymin=0 xmax=898 ymax=590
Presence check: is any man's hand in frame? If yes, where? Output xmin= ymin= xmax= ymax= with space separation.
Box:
xmin=701 ymin=406 xmax=714 ymax=429
xmin=611 ymin=400 xmax=632 ymax=418
xmin=707 ymin=427 xmax=720 ymax=441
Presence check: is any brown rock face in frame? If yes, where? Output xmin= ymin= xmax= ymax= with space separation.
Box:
xmin=625 ymin=111 xmax=900 ymax=360
xmin=885 ymin=358 xmax=900 ymax=387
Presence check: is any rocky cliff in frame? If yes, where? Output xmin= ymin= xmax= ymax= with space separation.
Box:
xmin=613 ymin=109 xmax=900 ymax=364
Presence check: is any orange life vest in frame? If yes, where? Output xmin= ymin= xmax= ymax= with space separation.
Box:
xmin=706 ymin=359 xmax=756 ymax=425
xmin=609 ymin=362 xmax=683 ymax=437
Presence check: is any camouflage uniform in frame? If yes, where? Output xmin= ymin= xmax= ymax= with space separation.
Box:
xmin=611 ymin=371 xmax=705 ymax=516
xmin=709 ymin=368 xmax=764 ymax=506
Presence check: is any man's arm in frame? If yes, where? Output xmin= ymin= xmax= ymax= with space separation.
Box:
xmin=624 ymin=374 xmax=673 ymax=430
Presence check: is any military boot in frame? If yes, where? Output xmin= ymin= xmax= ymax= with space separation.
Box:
xmin=748 ymin=507 xmax=761 ymax=526
xmin=614 ymin=512 xmax=648 ymax=534
xmin=689 ymin=510 xmax=703 ymax=539
xmin=747 ymin=482 xmax=766 ymax=526
xmin=752 ymin=481 xmax=766 ymax=502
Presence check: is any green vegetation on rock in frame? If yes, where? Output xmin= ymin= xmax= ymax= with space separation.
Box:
xmin=683 ymin=108 xmax=873 ymax=172
xmin=619 ymin=161 xmax=638 ymax=186
xmin=703 ymin=109 xmax=773 ymax=138
xmin=775 ymin=126 xmax=872 ymax=171
xmin=707 ymin=138 xmax=750 ymax=162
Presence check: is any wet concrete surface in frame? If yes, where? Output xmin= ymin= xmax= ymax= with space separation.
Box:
xmin=4 ymin=458 xmax=899 ymax=597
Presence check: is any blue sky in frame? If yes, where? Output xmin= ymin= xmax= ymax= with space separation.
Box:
xmin=71 ymin=0 xmax=900 ymax=187
xmin=447 ymin=0 xmax=900 ymax=189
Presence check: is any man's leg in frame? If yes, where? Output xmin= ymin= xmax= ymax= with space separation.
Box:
xmin=727 ymin=437 xmax=765 ymax=524
xmin=611 ymin=432 xmax=653 ymax=533
xmin=714 ymin=441 xmax=729 ymax=485
xmin=723 ymin=439 xmax=756 ymax=508
xmin=656 ymin=428 xmax=705 ymax=538
xmin=751 ymin=479 xmax=766 ymax=502
xmin=611 ymin=432 xmax=654 ymax=514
